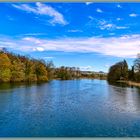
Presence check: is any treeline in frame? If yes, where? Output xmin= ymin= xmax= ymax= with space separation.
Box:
xmin=0 ymin=49 xmax=108 ymax=83
xmin=108 ymin=54 xmax=140 ymax=83
xmin=0 ymin=50 xmax=49 ymax=82
xmin=0 ymin=50 xmax=82 ymax=82
xmin=54 ymin=67 xmax=107 ymax=80
xmin=54 ymin=67 xmax=81 ymax=80
xmin=80 ymin=71 xmax=107 ymax=80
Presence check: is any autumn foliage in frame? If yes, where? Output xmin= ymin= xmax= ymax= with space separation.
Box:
xmin=0 ymin=50 xmax=48 ymax=83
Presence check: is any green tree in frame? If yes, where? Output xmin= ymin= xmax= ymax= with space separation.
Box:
xmin=56 ymin=66 xmax=72 ymax=80
xmin=108 ymin=60 xmax=128 ymax=82
xmin=134 ymin=54 xmax=140 ymax=82
xmin=128 ymin=66 xmax=135 ymax=81
xmin=134 ymin=54 xmax=140 ymax=73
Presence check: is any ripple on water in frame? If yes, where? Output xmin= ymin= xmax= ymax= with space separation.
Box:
xmin=0 ymin=79 xmax=140 ymax=136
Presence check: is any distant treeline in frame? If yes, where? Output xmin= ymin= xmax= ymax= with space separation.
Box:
xmin=107 ymin=54 xmax=140 ymax=83
xmin=0 ymin=49 xmax=107 ymax=83
xmin=80 ymin=71 xmax=107 ymax=80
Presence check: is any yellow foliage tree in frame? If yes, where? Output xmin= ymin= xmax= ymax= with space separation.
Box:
xmin=0 ymin=53 xmax=11 ymax=82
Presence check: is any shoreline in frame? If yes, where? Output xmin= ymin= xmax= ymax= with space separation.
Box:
xmin=117 ymin=80 xmax=140 ymax=87
xmin=0 ymin=77 xmax=107 ymax=84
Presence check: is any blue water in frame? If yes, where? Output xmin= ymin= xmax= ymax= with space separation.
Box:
xmin=0 ymin=79 xmax=140 ymax=137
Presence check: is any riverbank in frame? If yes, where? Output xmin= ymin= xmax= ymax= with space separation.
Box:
xmin=117 ymin=80 xmax=140 ymax=87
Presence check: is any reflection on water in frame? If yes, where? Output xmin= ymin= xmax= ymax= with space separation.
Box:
xmin=0 ymin=79 xmax=140 ymax=137
xmin=106 ymin=84 xmax=140 ymax=115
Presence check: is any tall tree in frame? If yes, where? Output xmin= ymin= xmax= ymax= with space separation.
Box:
xmin=128 ymin=66 xmax=135 ymax=81
xmin=134 ymin=54 xmax=140 ymax=82
xmin=35 ymin=60 xmax=48 ymax=82
xmin=24 ymin=59 xmax=37 ymax=82
xmin=108 ymin=60 xmax=128 ymax=82
xmin=46 ymin=61 xmax=55 ymax=80
xmin=11 ymin=58 xmax=25 ymax=82
xmin=0 ymin=52 xmax=11 ymax=82
xmin=134 ymin=54 xmax=140 ymax=73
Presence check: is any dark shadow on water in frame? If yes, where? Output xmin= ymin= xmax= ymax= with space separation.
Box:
xmin=107 ymin=81 xmax=140 ymax=89
xmin=0 ymin=81 xmax=49 ymax=91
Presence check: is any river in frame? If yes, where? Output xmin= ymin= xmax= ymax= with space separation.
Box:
xmin=0 ymin=79 xmax=140 ymax=137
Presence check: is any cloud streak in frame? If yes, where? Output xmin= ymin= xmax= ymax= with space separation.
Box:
xmin=12 ymin=2 xmax=67 ymax=25
xmin=0 ymin=34 xmax=140 ymax=58
xmin=96 ymin=8 xmax=103 ymax=13
xmin=85 ymin=2 xmax=93 ymax=5
xmin=99 ymin=21 xmax=128 ymax=30
xmin=68 ymin=30 xmax=83 ymax=33
xmin=43 ymin=56 xmax=54 ymax=59
xmin=129 ymin=13 xmax=138 ymax=17
xmin=80 ymin=66 xmax=93 ymax=71
xmin=117 ymin=4 xmax=122 ymax=8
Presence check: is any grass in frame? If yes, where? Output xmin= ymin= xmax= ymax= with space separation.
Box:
xmin=117 ymin=80 xmax=140 ymax=87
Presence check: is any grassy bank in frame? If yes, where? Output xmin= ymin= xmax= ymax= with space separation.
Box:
xmin=117 ymin=80 xmax=140 ymax=87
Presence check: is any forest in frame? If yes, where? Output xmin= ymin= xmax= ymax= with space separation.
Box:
xmin=107 ymin=54 xmax=140 ymax=83
xmin=0 ymin=49 xmax=107 ymax=83
xmin=0 ymin=49 xmax=49 ymax=82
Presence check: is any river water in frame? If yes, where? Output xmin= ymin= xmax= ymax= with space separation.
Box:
xmin=0 ymin=79 xmax=140 ymax=137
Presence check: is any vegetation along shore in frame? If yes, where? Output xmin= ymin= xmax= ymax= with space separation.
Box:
xmin=1 ymin=48 xmax=140 ymax=87
xmin=0 ymin=48 xmax=107 ymax=83
xmin=108 ymin=54 xmax=140 ymax=87
xmin=117 ymin=80 xmax=140 ymax=87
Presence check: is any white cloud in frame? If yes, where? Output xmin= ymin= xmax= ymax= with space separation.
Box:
xmin=21 ymin=33 xmax=47 ymax=36
xmin=116 ymin=26 xmax=128 ymax=29
xmin=109 ymin=33 xmax=115 ymax=35
xmin=44 ymin=56 xmax=54 ymax=59
xmin=12 ymin=2 xmax=67 ymax=25
xmin=116 ymin=18 xmax=123 ymax=21
xmin=1 ymin=34 xmax=140 ymax=58
xmin=100 ymin=23 xmax=114 ymax=30
xmin=96 ymin=8 xmax=103 ymax=13
xmin=80 ymin=66 xmax=93 ymax=71
xmin=129 ymin=13 xmax=138 ymax=17
xmin=34 ymin=47 xmax=45 ymax=51
xmin=117 ymin=4 xmax=122 ymax=8
xmin=68 ymin=30 xmax=83 ymax=33
xmin=88 ymin=16 xmax=94 ymax=20
xmin=105 ymin=64 xmax=110 ymax=68
xmin=99 ymin=20 xmax=128 ymax=30
xmin=85 ymin=2 xmax=93 ymax=5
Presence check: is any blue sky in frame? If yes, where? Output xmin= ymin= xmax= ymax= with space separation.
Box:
xmin=0 ymin=2 xmax=140 ymax=72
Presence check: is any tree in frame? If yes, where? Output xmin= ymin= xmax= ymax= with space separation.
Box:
xmin=24 ymin=59 xmax=37 ymax=82
xmin=55 ymin=66 xmax=82 ymax=80
xmin=134 ymin=54 xmax=140 ymax=82
xmin=35 ymin=60 xmax=48 ymax=82
xmin=134 ymin=54 xmax=140 ymax=73
xmin=0 ymin=52 xmax=11 ymax=82
xmin=10 ymin=59 xmax=25 ymax=82
xmin=128 ymin=66 xmax=135 ymax=81
xmin=46 ymin=61 xmax=55 ymax=80
xmin=0 ymin=51 xmax=51 ymax=83
xmin=108 ymin=60 xmax=128 ymax=82
xmin=121 ymin=60 xmax=128 ymax=80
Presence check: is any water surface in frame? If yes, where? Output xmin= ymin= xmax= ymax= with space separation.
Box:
xmin=0 ymin=79 xmax=140 ymax=137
